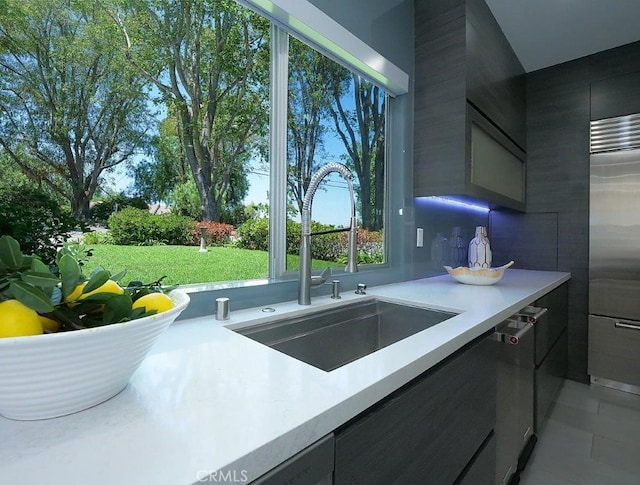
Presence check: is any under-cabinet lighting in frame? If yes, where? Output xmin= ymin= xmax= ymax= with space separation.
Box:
xmin=416 ymin=196 xmax=490 ymax=213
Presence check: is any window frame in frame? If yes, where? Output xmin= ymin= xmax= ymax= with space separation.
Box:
xmin=238 ymin=0 xmax=408 ymax=97
xmin=175 ymin=0 xmax=410 ymax=319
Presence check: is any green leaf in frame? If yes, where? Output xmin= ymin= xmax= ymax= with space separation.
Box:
xmin=88 ymin=265 xmax=106 ymax=278
xmin=131 ymin=287 xmax=152 ymax=301
xmin=0 ymin=235 xmax=24 ymax=270
xmin=0 ymin=280 xmax=11 ymax=294
xmin=111 ymin=269 xmax=127 ymax=283
xmin=49 ymin=306 xmax=84 ymax=330
xmin=83 ymin=270 xmax=110 ymax=294
xmin=20 ymin=271 xmax=61 ymax=288
xmin=10 ymin=281 xmax=55 ymax=313
xmin=30 ymin=258 xmax=50 ymax=273
xmin=72 ymin=300 xmax=104 ymax=315
xmin=59 ymin=254 xmax=81 ymax=298
xmin=102 ymin=293 xmax=133 ymax=324
xmin=128 ymin=307 xmax=148 ymax=320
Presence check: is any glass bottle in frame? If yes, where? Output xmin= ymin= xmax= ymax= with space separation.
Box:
xmin=449 ymin=226 xmax=466 ymax=268
xmin=431 ymin=232 xmax=449 ymax=269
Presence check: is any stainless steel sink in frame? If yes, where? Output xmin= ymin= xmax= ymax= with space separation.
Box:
xmin=233 ymin=299 xmax=457 ymax=371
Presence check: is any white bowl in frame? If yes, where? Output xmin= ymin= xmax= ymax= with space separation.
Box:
xmin=0 ymin=290 xmax=189 ymax=420
xmin=444 ymin=261 xmax=514 ymax=286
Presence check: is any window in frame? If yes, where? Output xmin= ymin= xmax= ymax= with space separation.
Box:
xmin=285 ymin=36 xmax=387 ymax=273
xmin=1 ymin=0 xmax=405 ymax=296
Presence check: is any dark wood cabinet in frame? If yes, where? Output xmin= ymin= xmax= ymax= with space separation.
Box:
xmin=334 ymin=334 xmax=496 ymax=485
xmin=533 ymin=283 xmax=569 ymax=433
xmin=465 ymin=0 xmax=526 ymax=146
xmin=590 ymin=70 xmax=640 ymax=121
xmin=251 ymin=434 xmax=334 ymax=485
xmin=456 ymin=433 xmax=496 ymax=485
xmin=414 ymin=0 xmax=526 ymax=211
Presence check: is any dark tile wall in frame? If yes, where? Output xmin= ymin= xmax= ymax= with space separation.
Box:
xmin=526 ymin=58 xmax=591 ymax=383
xmin=489 ymin=212 xmax=559 ymax=271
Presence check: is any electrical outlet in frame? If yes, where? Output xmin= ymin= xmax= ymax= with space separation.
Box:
xmin=416 ymin=228 xmax=424 ymax=247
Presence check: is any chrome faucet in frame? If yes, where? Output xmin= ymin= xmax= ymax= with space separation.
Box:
xmin=298 ymin=162 xmax=358 ymax=305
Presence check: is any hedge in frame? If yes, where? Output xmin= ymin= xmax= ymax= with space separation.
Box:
xmin=108 ymin=208 xmax=195 ymax=245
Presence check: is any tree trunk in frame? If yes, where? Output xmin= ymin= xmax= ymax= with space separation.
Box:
xmin=71 ymin=191 xmax=91 ymax=221
xmin=373 ymin=137 xmax=385 ymax=231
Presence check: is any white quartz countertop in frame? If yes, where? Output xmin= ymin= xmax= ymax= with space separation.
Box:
xmin=0 ymin=269 xmax=569 ymax=484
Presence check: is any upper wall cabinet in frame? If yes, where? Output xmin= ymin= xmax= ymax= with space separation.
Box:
xmin=414 ymin=0 xmax=526 ymax=211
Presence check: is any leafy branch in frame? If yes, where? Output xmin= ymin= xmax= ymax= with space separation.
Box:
xmin=0 ymin=235 xmax=166 ymax=331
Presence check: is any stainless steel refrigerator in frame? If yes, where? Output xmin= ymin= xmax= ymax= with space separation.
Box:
xmin=589 ymin=113 xmax=640 ymax=393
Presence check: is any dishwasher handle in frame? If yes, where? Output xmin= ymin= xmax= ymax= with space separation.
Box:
xmin=515 ymin=306 xmax=548 ymax=324
xmin=493 ymin=320 xmax=534 ymax=345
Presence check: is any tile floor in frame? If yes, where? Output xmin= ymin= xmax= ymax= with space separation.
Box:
xmin=519 ymin=379 xmax=640 ymax=485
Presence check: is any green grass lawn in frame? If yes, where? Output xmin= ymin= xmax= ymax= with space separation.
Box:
xmin=82 ymin=245 xmax=342 ymax=286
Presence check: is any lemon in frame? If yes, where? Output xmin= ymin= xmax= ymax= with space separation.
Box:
xmin=0 ymin=300 xmax=44 ymax=338
xmin=66 ymin=280 xmax=124 ymax=305
xmin=39 ymin=314 xmax=61 ymax=333
xmin=132 ymin=293 xmax=174 ymax=314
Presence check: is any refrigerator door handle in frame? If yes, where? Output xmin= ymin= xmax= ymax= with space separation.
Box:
xmin=615 ymin=320 xmax=640 ymax=331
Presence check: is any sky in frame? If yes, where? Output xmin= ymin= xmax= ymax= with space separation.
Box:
xmin=243 ymin=166 xmax=355 ymax=227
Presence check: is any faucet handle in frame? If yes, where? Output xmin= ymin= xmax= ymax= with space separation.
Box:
xmin=310 ymin=267 xmax=331 ymax=286
xmin=355 ymin=283 xmax=367 ymax=295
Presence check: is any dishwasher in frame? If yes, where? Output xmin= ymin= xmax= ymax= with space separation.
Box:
xmin=493 ymin=305 xmax=546 ymax=485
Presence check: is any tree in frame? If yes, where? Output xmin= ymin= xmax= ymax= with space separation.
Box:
xmin=113 ymin=0 xmax=270 ymax=221
xmin=0 ymin=150 xmax=29 ymax=190
xmin=0 ymin=0 xmax=152 ymax=220
xmin=329 ymin=75 xmax=386 ymax=231
xmin=130 ymin=114 xmax=189 ymax=204
xmin=286 ymin=38 xmax=343 ymax=215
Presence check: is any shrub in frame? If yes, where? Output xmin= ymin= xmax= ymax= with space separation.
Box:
xmin=220 ymin=205 xmax=249 ymax=227
xmin=0 ymin=184 xmax=82 ymax=265
xmin=83 ymin=231 xmax=112 ymax=245
xmin=236 ymin=217 xmax=346 ymax=262
xmin=192 ymin=221 xmax=235 ymax=246
xmin=339 ymin=228 xmax=384 ymax=264
xmin=108 ymin=208 xmax=195 ymax=245
xmin=90 ymin=193 xmax=148 ymax=226
xmin=236 ymin=217 xmax=269 ymax=251
xmin=309 ymin=222 xmax=344 ymax=262
xmin=285 ymin=219 xmax=301 ymax=255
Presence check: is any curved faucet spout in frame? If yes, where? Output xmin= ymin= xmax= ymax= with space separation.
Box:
xmin=298 ymin=162 xmax=358 ymax=306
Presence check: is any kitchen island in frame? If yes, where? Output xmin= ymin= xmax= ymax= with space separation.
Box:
xmin=0 ymin=269 xmax=569 ymax=484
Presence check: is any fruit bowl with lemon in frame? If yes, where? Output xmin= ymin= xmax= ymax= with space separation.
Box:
xmin=0 ymin=236 xmax=189 ymax=420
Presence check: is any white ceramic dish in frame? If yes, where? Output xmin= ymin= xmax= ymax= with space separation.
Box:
xmin=0 ymin=290 xmax=189 ymax=421
xmin=444 ymin=261 xmax=514 ymax=286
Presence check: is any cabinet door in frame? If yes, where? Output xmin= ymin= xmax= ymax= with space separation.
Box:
xmin=534 ymin=283 xmax=569 ymax=366
xmin=334 ymin=336 xmax=496 ymax=485
xmin=251 ymin=434 xmax=334 ymax=485
xmin=590 ymin=71 xmax=640 ymax=121
xmin=468 ymin=105 xmax=526 ymax=210
xmin=535 ymin=329 xmax=567 ymax=433
xmin=466 ymin=0 xmax=526 ymax=149
xmin=456 ymin=433 xmax=496 ymax=485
